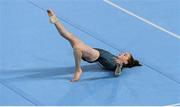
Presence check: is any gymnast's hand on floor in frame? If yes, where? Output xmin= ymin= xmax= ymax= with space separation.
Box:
xmin=70 ymin=69 xmax=82 ymax=82
xmin=113 ymin=57 xmax=123 ymax=65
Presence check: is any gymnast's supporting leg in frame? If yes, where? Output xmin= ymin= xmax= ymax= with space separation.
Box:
xmin=47 ymin=9 xmax=83 ymax=82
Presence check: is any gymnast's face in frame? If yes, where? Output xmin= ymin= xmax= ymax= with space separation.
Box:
xmin=117 ymin=52 xmax=131 ymax=64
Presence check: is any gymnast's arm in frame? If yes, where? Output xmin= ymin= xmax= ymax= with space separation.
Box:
xmin=114 ymin=64 xmax=123 ymax=76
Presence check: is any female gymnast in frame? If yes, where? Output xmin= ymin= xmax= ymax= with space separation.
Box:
xmin=47 ymin=9 xmax=141 ymax=82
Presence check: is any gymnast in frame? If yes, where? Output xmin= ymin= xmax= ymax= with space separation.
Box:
xmin=47 ymin=9 xmax=141 ymax=82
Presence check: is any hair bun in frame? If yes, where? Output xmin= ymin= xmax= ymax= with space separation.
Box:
xmin=133 ymin=60 xmax=142 ymax=66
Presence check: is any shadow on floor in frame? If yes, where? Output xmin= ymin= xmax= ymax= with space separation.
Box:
xmin=1 ymin=64 xmax=114 ymax=81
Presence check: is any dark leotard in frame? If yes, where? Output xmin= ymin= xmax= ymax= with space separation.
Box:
xmin=82 ymin=48 xmax=117 ymax=70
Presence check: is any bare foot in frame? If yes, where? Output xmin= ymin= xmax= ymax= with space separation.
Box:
xmin=47 ymin=9 xmax=58 ymax=23
xmin=71 ymin=69 xmax=82 ymax=82
xmin=47 ymin=9 xmax=55 ymax=17
xmin=70 ymin=79 xmax=79 ymax=82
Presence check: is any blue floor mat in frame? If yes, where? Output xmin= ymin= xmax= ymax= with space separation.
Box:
xmin=0 ymin=0 xmax=180 ymax=106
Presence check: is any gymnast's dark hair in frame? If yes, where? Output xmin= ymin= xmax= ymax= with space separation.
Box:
xmin=123 ymin=54 xmax=142 ymax=68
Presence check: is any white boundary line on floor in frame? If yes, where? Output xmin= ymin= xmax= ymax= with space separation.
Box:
xmin=165 ymin=103 xmax=180 ymax=106
xmin=103 ymin=0 xmax=180 ymax=40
